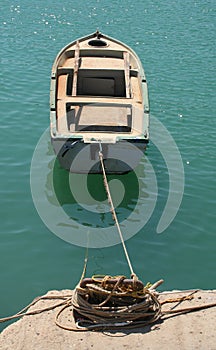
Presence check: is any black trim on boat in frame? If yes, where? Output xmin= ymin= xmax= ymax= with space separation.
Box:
xmin=88 ymin=39 xmax=108 ymax=47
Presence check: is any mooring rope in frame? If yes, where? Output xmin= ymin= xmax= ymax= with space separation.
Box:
xmin=98 ymin=143 xmax=136 ymax=278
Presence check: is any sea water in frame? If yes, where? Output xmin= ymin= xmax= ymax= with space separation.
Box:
xmin=0 ymin=0 xmax=215 ymax=330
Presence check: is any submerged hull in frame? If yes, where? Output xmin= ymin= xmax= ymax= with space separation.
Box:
xmin=50 ymin=31 xmax=149 ymax=174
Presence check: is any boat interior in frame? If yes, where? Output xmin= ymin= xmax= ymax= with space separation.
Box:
xmin=54 ymin=41 xmax=143 ymax=135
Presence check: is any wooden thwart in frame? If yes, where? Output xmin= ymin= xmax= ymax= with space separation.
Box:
xmin=123 ymin=51 xmax=131 ymax=98
xmin=72 ymin=41 xmax=80 ymax=96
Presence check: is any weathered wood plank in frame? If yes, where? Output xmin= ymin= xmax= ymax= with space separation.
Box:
xmin=123 ymin=51 xmax=131 ymax=98
xmin=72 ymin=41 xmax=80 ymax=96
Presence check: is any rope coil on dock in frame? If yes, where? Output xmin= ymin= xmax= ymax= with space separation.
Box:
xmin=70 ymin=275 xmax=162 ymax=330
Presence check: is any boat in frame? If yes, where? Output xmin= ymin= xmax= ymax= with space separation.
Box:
xmin=50 ymin=31 xmax=150 ymax=174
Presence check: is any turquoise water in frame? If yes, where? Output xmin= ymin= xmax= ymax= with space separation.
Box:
xmin=0 ymin=0 xmax=215 ymax=330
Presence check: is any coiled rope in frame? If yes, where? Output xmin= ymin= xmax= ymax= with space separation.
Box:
xmin=69 ymin=275 xmax=162 ymax=330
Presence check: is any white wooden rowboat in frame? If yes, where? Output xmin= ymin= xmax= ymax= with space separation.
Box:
xmin=50 ymin=31 xmax=149 ymax=173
